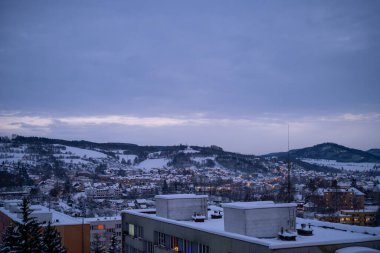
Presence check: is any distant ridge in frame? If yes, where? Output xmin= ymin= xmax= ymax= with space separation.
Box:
xmin=7 ymin=136 xmax=380 ymax=164
xmin=367 ymin=149 xmax=380 ymax=158
xmin=264 ymin=142 xmax=380 ymax=163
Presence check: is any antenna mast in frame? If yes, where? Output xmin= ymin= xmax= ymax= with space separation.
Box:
xmin=287 ymin=124 xmax=291 ymax=203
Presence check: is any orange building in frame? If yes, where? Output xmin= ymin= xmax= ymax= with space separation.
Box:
xmin=0 ymin=200 xmax=90 ymax=253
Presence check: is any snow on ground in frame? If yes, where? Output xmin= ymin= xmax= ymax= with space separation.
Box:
xmin=62 ymin=146 xmax=107 ymax=159
xmin=119 ymin=154 xmax=137 ymax=162
xmin=301 ymin=159 xmax=379 ymax=172
xmin=72 ymin=192 xmax=87 ymax=200
xmin=0 ymin=153 xmax=25 ymax=163
xmin=182 ymin=147 xmax=200 ymax=154
xmin=61 ymin=158 xmax=89 ymax=164
xmin=136 ymin=158 xmax=169 ymax=171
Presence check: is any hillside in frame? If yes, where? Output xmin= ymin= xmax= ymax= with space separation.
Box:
xmin=1 ymin=135 xmax=265 ymax=174
xmin=367 ymin=149 xmax=380 ymax=158
xmin=266 ymin=143 xmax=380 ymax=163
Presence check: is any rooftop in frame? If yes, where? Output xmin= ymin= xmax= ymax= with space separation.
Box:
xmin=222 ymin=201 xmax=297 ymax=210
xmin=155 ymin=194 xmax=208 ymax=200
xmin=0 ymin=204 xmax=83 ymax=226
xmin=123 ymin=207 xmax=380 ymax=250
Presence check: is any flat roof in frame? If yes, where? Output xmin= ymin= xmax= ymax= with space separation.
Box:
xmin=123 ymin=207 xmax=380 ymax=250
xmin=0 ymin=205 xmax=83 ymax=226
xmin=155 ymin=194 xmax=208 ymax=200
xmin=222 ymin=201 xmax=297 ymax=209
xmin=84 ymin=216 xmax=121 ymax=222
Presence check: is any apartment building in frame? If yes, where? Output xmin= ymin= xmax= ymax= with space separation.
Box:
xmin=122 ymin=194 xmax=380 ymax=253
xmin=85 ymin=216 xmax=122 ymax=252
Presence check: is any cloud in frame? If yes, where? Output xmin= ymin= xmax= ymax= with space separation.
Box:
xmin=0 ymin=112 xmax=379 ymax=130
xmin=0 ymin=115 xmax=53 ymax=131
xmin=317 ymin=113 xmax=380 ymax=122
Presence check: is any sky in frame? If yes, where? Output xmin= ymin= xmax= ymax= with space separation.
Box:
xmin=0 ymin=0 xmax=379 ymax=154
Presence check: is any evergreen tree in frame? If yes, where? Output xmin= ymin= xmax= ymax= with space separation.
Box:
xmin=107 ymin=233 xmax=119 ymax=253
xmin=1 ymin=198 xmax=43 ymax=253
xmin=18 ymin=198 xmax=43 ymax=253
xmin=91 ymin=234 xmax=105 ymax=253
xmin=0 ymin=225 xmax=22 ymax=253
xmin=42 ymin=221 xmax=66 ymax=253
xmin=162 ymin=180 xmax=169 ymax=194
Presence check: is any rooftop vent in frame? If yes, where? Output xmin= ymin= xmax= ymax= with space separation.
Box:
xmin=297 ymin=223 xmax=313 ymax=236
xmin=192 ymin=213 xmax=206 ymax=222
xmin=278 ymin=227 xmax=297 ymax=241
xmin=211 ymin=210 xmax=223 ymax=219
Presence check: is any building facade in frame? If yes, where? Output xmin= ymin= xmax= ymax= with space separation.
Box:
xmin=122 ymin=194 xmax=380 ymax=253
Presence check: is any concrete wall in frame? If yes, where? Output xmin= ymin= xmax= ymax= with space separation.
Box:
xmin=223 ymin=207 xmax=246 ymax=235
xmin=156 ymin=197 xmax=208 ymax=221
xmin=156 ymin=198 xmax=168 ymax=218
xmin=224 ymin=206 xmax=296 ymax=238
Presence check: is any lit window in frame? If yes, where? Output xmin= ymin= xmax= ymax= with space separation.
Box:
xmin=129 ymin=224 xmax=135 ymax=237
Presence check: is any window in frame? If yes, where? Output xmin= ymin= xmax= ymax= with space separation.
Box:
xmin=198 ymin=244 xmax=209 ymax=253
xmin=135 ymin=225 xmax=144 ymax=238
xmin=144 ymin=240 xmax=154 ymax=253
xmin=129 ymin=224 xmax=135 ymax=237
xmin=157 ymin=232 xmax=166 ymax=246
xmin=183 ymin=239 xmax=191 ymax=253
xmin=171 ymin=236 xmax=179 ymax=251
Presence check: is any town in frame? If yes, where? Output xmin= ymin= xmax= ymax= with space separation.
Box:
xmin=1 ymin=136 xmax=380 ymax=252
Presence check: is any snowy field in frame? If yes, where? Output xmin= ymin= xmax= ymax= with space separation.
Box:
xmin=301 ymin=159 xmax=379 ymax=172
xmin=136 ymin=158 xmax=169 ymax=171
xmin=62 ymin=146 xmax=107 ymax=159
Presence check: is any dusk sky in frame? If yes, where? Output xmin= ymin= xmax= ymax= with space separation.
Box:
xmin=1 ymin=1 xmax=379 ymax=154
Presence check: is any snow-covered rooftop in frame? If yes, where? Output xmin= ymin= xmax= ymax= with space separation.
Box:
xmin=84 ymin=216 xmax=120 ymax=222
xmin=0 ymin=204 xmax=83 ymax=226
xmin=155 ymin=194 xmax=208 ymax=200
xmin=123 ymin=207 xmax=380 ymax=250
xmin=222 ymin=201 xmax=297 ymax=209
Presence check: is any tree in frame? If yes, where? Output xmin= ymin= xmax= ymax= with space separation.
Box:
xmin=18 ymin=198 xmax=44 ymax=252
xmin=0 ymin=198 xmax=44 ymax=253
xmin=50 ymin=183 xmax=62 ymax=198
xmin=42 ymin=221 xmax=66 ymax=253
xmin=0 ymin=225 xmax=22 ymax=253
xmin=91 ymin=234 xmax=105 ymax=253
xmin=107 ymin=233 xmax=119 ymax=253
xmin=162 ymin=180 xmax=169 ymax=194
xmin=95 ymin=164 xmax=107 ymax=175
